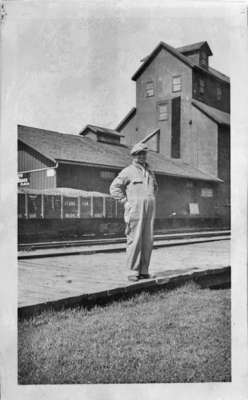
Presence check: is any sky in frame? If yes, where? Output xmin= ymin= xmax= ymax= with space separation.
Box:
xmin=2 ymin=0 xmax=237 ymax=135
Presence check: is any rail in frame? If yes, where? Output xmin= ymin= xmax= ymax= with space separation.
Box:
xmin=18 ymin=229 xmax=230 ymax=252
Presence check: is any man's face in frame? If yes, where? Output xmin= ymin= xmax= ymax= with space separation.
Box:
xmin=134 ymin=151 xmax=147 ymax=164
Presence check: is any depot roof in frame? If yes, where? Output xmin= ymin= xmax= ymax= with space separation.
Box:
xmin=18 ymin=125 xmax=222 ymax=182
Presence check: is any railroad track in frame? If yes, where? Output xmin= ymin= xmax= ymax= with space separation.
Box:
xmin=19 ymin=229 xmax=230 ymax=252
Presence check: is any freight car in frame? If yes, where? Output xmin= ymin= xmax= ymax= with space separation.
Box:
xmin=18 ymin=186 xmax=224 ymax=244
xmin=18 ymin=187 xmax=125 ymax=243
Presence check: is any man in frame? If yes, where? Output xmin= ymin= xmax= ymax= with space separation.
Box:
xmin=110 ymin=142 xmax=158 ymax=281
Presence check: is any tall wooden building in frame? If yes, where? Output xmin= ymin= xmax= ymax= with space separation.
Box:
xmin=116 ymin=41 xmax=230 ymax=224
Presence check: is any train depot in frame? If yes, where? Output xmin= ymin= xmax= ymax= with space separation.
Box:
xmin=18 ymin=40 xmax=230 ymax=243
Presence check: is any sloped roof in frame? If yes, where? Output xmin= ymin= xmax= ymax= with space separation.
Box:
xmin=132 ymin=41 xmax=194 ymax=81
xmin=192 ymin=100 xmax=230 ymax=126
xmin=18 ymin=125 xmax=221 ymax=182
xmin=177 ymin=41 xmax=213 ymax=55
xmin=132 ymin=41 xmax=229 ymax=84
xmin=116 ymin=107 xmax=136 ymax=132
xmin=207 ymin=66 xmax=230 ymax=83
xmin=79 ymin=124 xmax=124 ymax=137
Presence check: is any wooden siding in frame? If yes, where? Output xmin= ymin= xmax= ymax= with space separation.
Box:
xmin=191 ymin=105 xmax=218 ymax=177
xmin=156 ymin=175 xmax=216 ymax=218
xmin=18 ymin=141 xmax=56 ymax=190
xmin=18 ymin=141 xmax=54 ymax=171
xmin=192 ymin=69 xmax=230 ymax=113
xmin=215 ymin=126 xmax=230 ymax=222
xmin=28 ymin=169 xmax=56 ymax=190
xmin=120 ymin=112 xmax=137 ymax=147
xmin=135 ymin=47 xmax=193 ymax=159
xmin=56 ymin=164 xmax=118 ymax=194
xmin=57 ymin=163 xmax=218 ymax=219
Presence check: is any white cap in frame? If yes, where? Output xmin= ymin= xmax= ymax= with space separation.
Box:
xmin=130 ymin=142 xmax=148 ymax=155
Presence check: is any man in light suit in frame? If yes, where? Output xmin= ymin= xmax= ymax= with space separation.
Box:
xmin=110 ymin=142 xmax=158 ymax=281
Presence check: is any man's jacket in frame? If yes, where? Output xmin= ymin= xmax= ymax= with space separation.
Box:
xmin=109 ymin=161 xmax=158 ymax=205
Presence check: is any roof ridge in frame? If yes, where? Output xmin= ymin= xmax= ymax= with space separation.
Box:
xmin=176 ymin=40 xmax=212 ymax=55
xmin=132 ymin=41 xmax=193 ymax=81
xmin=87 ymin=123 xmax=118 ymax=131
xmin=80 ymin=124 xmax=124 ymax=137
xmin=18 ymin=124 xmax=70 ymax=137
xmin=176 ymin=41 xmax=206 ymax=50
xmin=116 ymin=107 xmax=136 ymax=131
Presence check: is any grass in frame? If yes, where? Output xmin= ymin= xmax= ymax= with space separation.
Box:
xmin=18 ymin=282 xmax=231 ymax=384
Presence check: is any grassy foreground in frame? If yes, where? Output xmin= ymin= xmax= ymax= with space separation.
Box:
xmin=18 ymin=283 xmax=231 ymax=384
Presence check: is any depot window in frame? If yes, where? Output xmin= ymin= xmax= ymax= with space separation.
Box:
xmin=172 ymin=76 xmax=182 ymax=92
xmin=158 ymin=103 xmax=169 ymax=121
xmin=145 ymin=81 xmax=154 ymax=97
xmin=100 ymin=170 xmax=116 ymax=180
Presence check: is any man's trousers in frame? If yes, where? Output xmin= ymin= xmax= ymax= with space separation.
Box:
xmin=124 ymin=197 xmax=155 ymax=275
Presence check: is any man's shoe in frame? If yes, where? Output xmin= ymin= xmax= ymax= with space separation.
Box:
xmin=128 ymin=275 xmax=139 ymax=282
xmin=139 ymin=274 xmax=152 ymax=279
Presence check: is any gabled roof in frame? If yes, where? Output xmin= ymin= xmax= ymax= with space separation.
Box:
xmin=132 ymin=41 xmax=229 ymax=84
xmin=18 ymin=125 xmax=221 ymax=182
xmin=116 ymin=107 xmax=136 ymax=132
xmin=132 ymin=41 xmax=194 ymax=81
xmin=79 ymin=124 xmax=124 ymax=137
xmin=177 ymin=41 xmax=213 ymax=56
xmin=192 ymin=100 xmax=230 ymax=126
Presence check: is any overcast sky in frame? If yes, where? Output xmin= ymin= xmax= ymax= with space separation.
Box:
xmin=2 ymin=0 xmax=237 ymax=135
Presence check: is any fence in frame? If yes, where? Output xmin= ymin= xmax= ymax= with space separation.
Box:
xmin=18 ymin=190 xmax=124 ymax=220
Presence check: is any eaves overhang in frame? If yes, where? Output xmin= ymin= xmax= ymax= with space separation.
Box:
xmin=56 ymin=159 xmax=222 ymax=183
xmin=192 ymin=100 xmax=230 ymax=126
xmin=18 ymin=139 xmax=57 ymax=167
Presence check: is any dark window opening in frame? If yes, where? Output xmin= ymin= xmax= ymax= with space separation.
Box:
xmin=171 ymin=96 xmax=181 ymax=158
xmin=156 ymin=131 xmax=160 ymax=153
